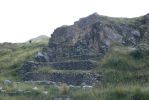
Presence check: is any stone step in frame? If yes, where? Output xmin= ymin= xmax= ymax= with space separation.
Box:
xmin=18 ymin=60 xmax=98 ymax=79
xmin=36 ymin=69 xmax=93 ymax=73
xmin=38 ymin=60 xmax=97 ymax=70
xmin=23 ymin=72 xmax=101 ymax=86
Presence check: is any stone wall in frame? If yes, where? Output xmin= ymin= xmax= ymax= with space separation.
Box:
xmin=24 ymin=72 xmax=101 ymax=85
xmin=51 ymin=60 xmax=97 ymax=70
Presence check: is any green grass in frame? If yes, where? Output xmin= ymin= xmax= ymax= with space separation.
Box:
xmin=0 ymin=82 xmax=149 ymax=100
xmin=71 ymin=84 xmax=149 ymax=100
xmin=94 ymin=43 xmax=149 ymax=84
xmin=0 ymin=42 xmax=47 ymax=81
xmin=0 ymin=40 xmax=149 ymax=99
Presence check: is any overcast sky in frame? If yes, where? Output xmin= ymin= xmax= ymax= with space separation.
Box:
xmin=0 ymin=0 xmax=149 ymax=43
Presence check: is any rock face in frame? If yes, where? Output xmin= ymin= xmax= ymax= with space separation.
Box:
xmin=19 ymin=13 xmax=149 ymax=85
xmin=38 ymin=13 xmax=149 ymax=62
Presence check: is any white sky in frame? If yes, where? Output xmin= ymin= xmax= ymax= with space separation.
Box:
xmin=0 ymin=0 xmax=149 ymax=43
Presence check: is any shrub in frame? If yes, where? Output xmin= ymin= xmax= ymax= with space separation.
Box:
xmin=130 ymin=50 xmax=143 ymax=60
xmin=102 ymin=56 xmax=132 ymax=71
xmin=132 ymin=88 xmax=149 ymax=100
xmin=114 ymin=88 xmax=127 ymax=97
xmin=59 ymin=84 xmax=70 ymax=95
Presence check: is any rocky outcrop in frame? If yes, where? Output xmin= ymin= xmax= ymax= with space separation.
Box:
xmin=19 ymin=61 xmax=39 ymax=77
xmin=19 ymin=13 xmax=149 ymax=85
xmin=39 ymin=13 xmax=149 ymax=62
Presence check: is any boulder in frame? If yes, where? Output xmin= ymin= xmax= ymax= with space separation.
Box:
xmin=4 ymin=80 xmax=12 ymax=85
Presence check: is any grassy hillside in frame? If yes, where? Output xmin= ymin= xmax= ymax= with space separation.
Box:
xmin=0 ymin=42 xmax=48 ymax=81
xmin=92 ymin=42 xmax=149 ymax=84
xmin=0 ymin=41 xmax=149 ymax=100
xmin=26 ymin=35 xmax=49 ymax=44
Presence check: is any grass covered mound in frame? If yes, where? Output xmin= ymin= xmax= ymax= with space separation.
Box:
xmin=96 ymin=42 xmax=149 ymax=84
xmin=0 ymin=41 xmax=149 ymax=100
xmin=0 ymin=42 xmax=47 ymax=81
xmin=0 ymin=12 xmax=149 ymax=99
xmin=0 ymin=82 xmax=149 ymax=100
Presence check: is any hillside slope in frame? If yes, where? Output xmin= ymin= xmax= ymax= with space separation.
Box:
xmin=19 ymin=13 xmax=149 ymax=85
xmin=26 ymin=35 xmax=49 ymax=43
xmin=0 ymin=41 xmax=48 ymax=82
xmin=0 ymin=13 xmax=149 ymax=100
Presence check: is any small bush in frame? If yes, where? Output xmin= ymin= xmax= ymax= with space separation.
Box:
xmin=132 ymin=88 xmax=149 ymax=100
xmin=130 ymin=50 xmax=143 ymax=60
xmin=104 ymin=88 xmax=129 ymax=100
xmin=59 ymin=84 xmax=70 ymax=95
xmin=102 ymin=56 xmax=132 ymax=71
xmin=114 ymin=88 xmax=127 ymax=97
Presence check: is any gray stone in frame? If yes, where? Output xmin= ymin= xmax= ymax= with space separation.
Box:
xmin=4 ymin=80 xmax=12 ymax=85
xmin=53 ymin=96 xmax=73 ymax=100
xmin=18 ymin=61 xmax=39 ymax=77
xmin=82 ymin=85 xmax=93 ymax=90
xmin=24 ymin=72 xmax=101 ymax=86
xmin=35 ymin=52 xmax=47 ymax=62
xmin=0 ymin=87 xmax=3 ymax=90
xmin=53 ymin=98 xmax=62 ymax=100
xmin=51 ymin=60 xmax=96 ymax=70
